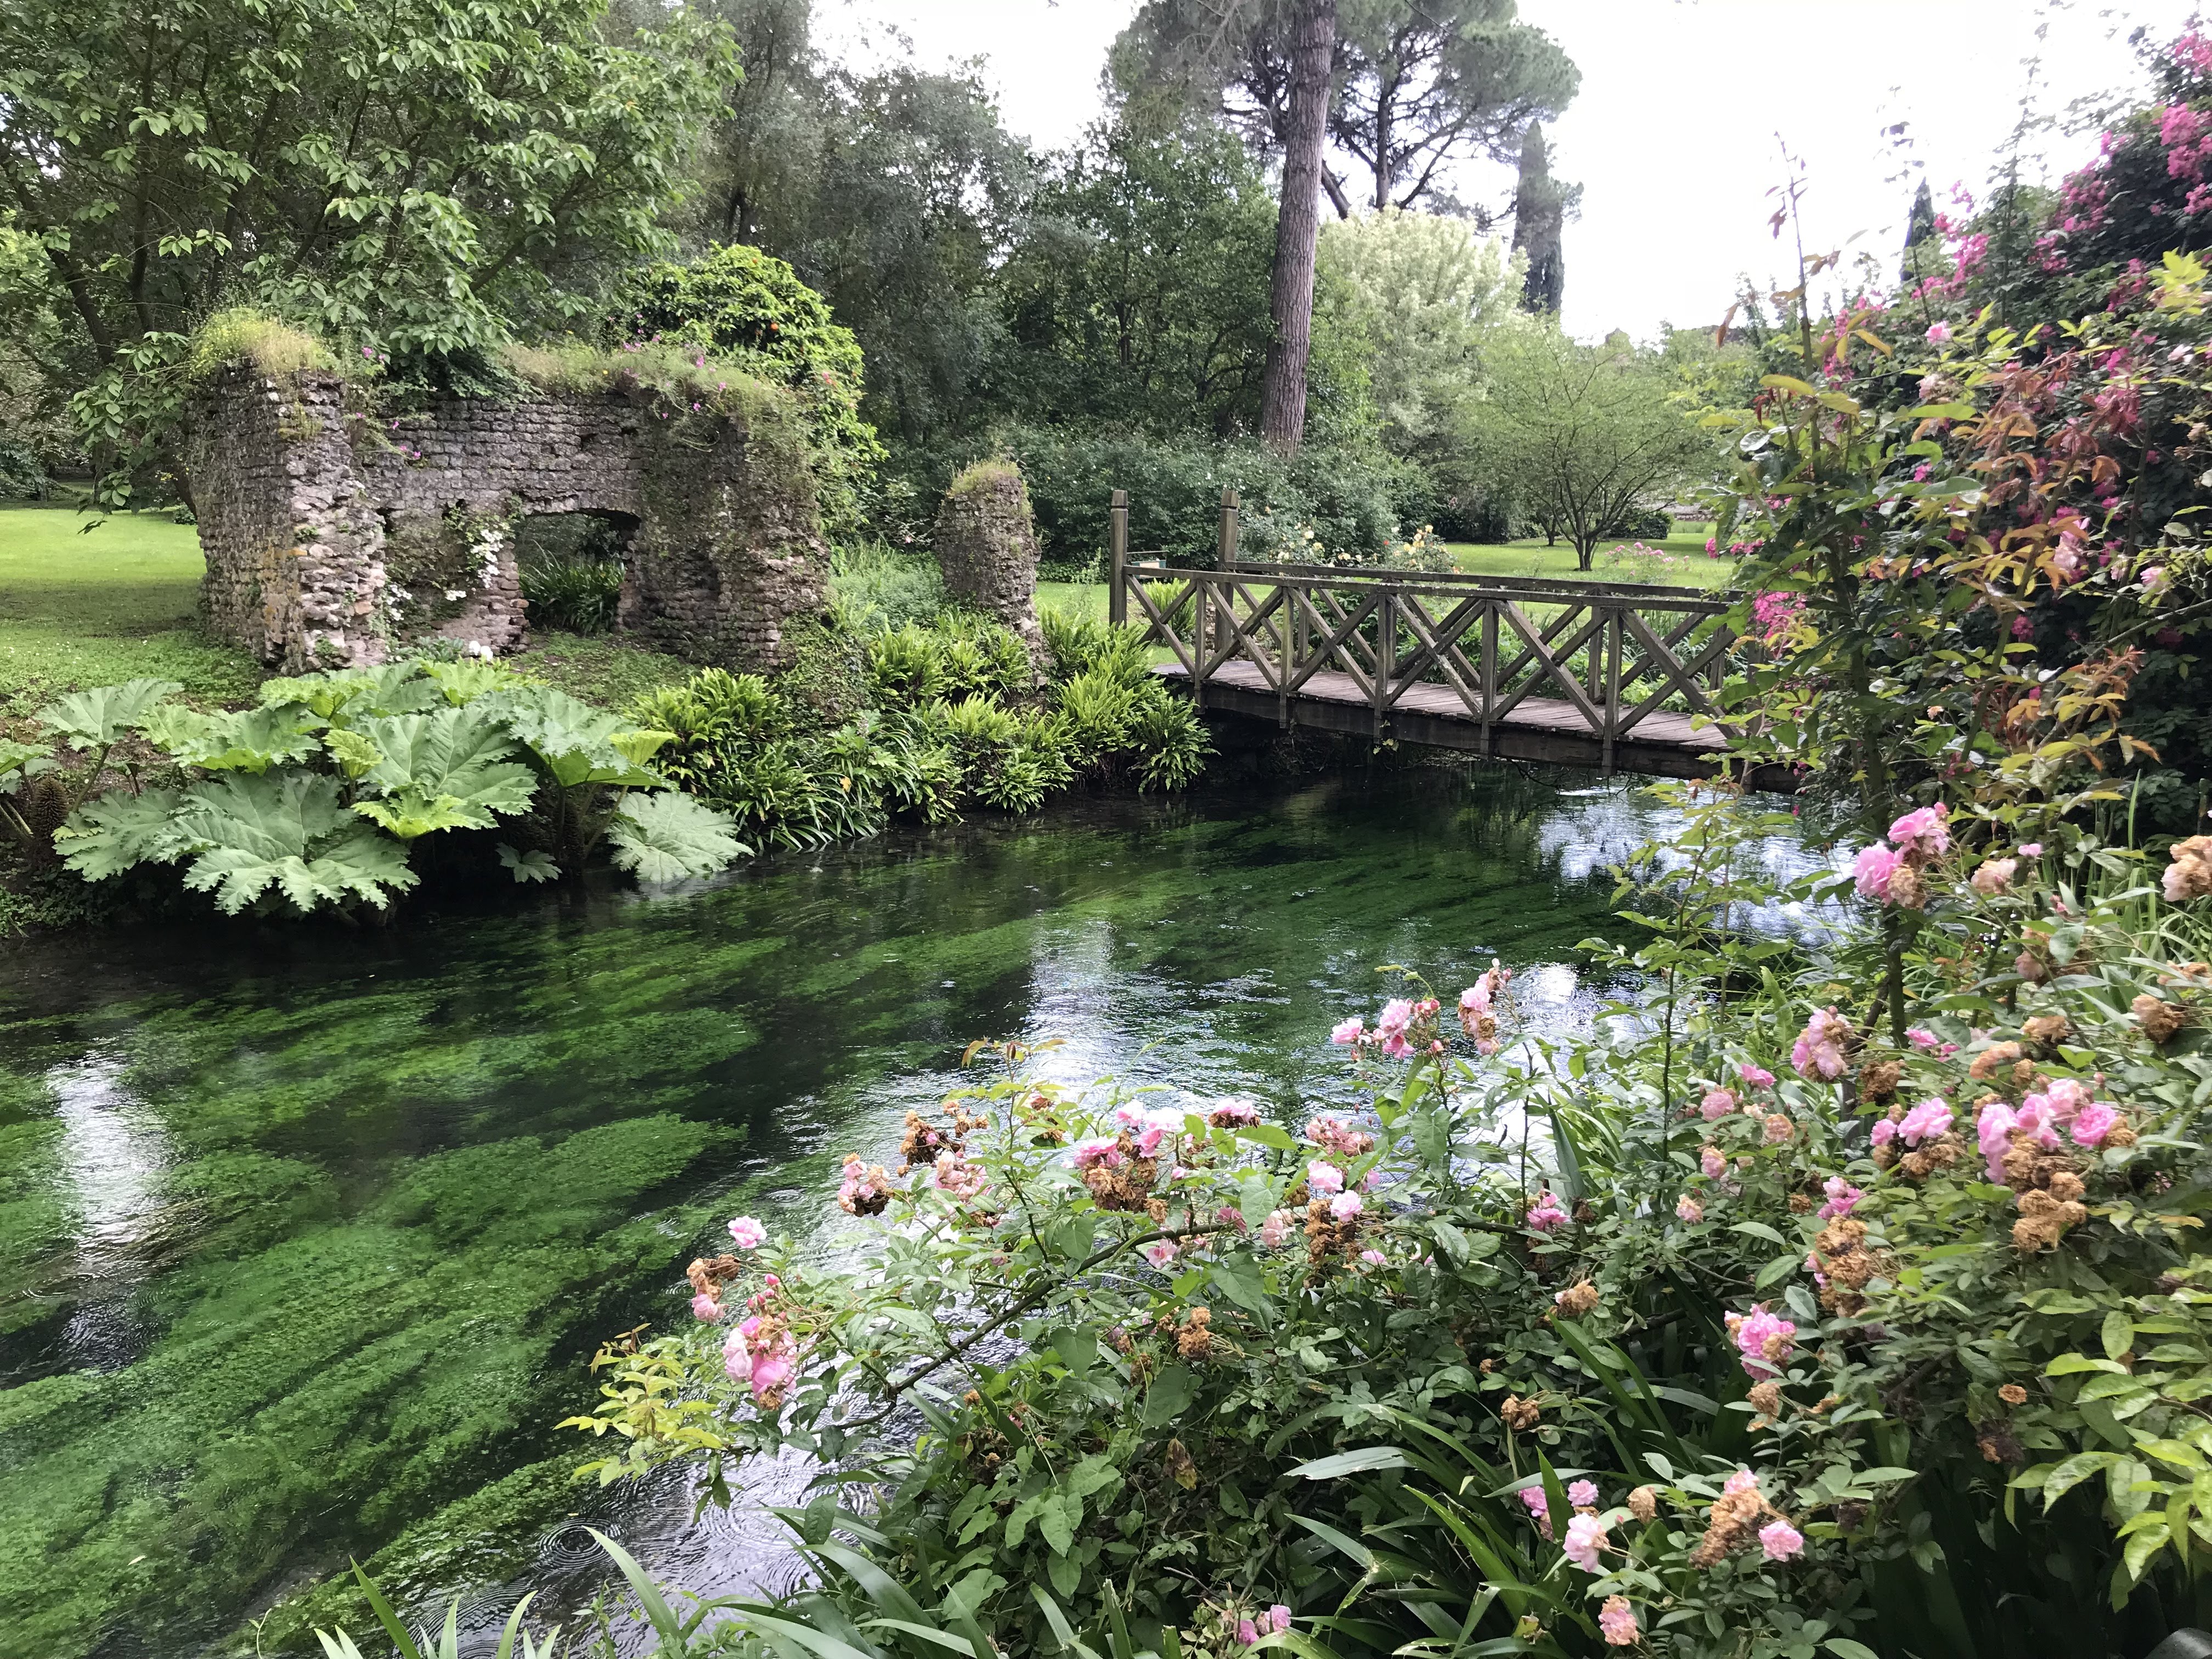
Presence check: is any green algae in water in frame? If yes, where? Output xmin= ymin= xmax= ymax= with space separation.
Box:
xmin=0 ymin=768 xmax=1727 ymax=1657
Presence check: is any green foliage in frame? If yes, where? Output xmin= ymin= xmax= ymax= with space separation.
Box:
xmin=611 ymin=244 xmax=884 ymax=534
xmin=1451 ymin=328 xmax=1716 ymax=568
xmin=606 ymin=791 xmax=751 ymax=883
xmin=828 ymin=540 xmax=947 ymax=633
xmin=518 ymin=554 xmax=623 ymax=637
xmin=0 ymin=0 xmax=737 ymax=505
xmin=182 ymin=311 xmax=338 ymax=386
xmin=30 ymin=660 xmax=739 ymax=916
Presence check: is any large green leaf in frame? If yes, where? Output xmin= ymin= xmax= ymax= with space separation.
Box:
xmin=493 ymin=687 xmax=663 ymax=787
xmin=166 ymin=772 xmax=417 ymax=913
xmin=262 ymin=664 xmax=444 ymax=722
xmin=606 ymin=791 xmax=747 ymax=882
xmin=420 ymin=658 xmax=520 ymax=706
xmin=0 ymin=738 xmax=57 ymax=794
xmin=36 ymin=678 xmax=181 ymax=746
xmin=142 ymin=704 xmax=326 ymax=772
xmin=353 ymin=707 xmax=538 ymax=825
xmin=54 ymin=787 xmax=189 ymax=879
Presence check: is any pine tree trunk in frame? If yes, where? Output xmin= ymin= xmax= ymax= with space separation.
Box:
xmin=1260 ymin=0 xmax=1336 ymax=454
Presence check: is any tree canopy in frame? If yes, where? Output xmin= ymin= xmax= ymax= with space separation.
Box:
xmin=0 ymin=0 xmax=735 ymax=497
xmin=1453 ymin=330 xmax=1712 ymax=566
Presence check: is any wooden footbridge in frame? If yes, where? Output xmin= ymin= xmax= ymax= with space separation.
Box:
xmin=1107 ymin=490 xmax=1743 ymax=779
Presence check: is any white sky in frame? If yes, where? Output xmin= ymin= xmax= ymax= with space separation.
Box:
xmin=822 ymin=0 xmax=2201 ymax=340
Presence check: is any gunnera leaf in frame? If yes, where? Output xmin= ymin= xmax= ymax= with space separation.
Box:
xmin=352 ymin=707 xmax=538 ymax=826
xmin=36 ymin=678 xmax=183 ymax=747
xmin=54 ymin=787 xmax=190 ymax=879
xmin=605 ymin=791 xmax=748 ymax=882
xmin=497 ymin=843 xmax=561 ymax=884
xmin=142 ymin=705 xmax=326 ymax=773
xmin=262 ymin=663 xmax=444 ymax=721
xmin=491 ymin=686 xmax=661 ymax=787
xmin=167 ymin=772 xmax=417 ymax=913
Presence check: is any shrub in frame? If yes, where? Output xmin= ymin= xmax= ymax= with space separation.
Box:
xmin=0 ymin=436 xmax=49 ymax=499
xmin=609 ymin=244 xmax=885 ymax=534
xmin=831 ymin=539 xmax=946 ymax=632
xmin=517 ymin=552 xmax=622 ymax=635
xmin=865 ymin=624 xmax=948 ymax=709
xmin=948 ymin=424 xmax=1436 ymax=568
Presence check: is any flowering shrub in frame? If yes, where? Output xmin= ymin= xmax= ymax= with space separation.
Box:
xmin=558 ymin=814 xmax=2212 ymax=1656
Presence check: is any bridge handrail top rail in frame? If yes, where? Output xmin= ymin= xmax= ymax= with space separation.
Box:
xmin=1122 ymin=556 xmax=1735 ymax=612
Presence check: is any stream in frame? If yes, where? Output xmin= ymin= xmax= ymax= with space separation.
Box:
xmin=0 ymin=764 xmax=1815 ymax=1657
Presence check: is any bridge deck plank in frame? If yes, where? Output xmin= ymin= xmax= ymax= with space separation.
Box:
xmin=1155 ymin=661 xmax=1711 ymax=749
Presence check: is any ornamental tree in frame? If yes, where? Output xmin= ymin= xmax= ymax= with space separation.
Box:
xmin=0 ymin=0 xmax=735 ymax=503
xmin=1454 ymin=328 xmax=1713 ymax=566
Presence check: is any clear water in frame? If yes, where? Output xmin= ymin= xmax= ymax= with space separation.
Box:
xmin=0 ymin=766 xmax=1800 ymax=1657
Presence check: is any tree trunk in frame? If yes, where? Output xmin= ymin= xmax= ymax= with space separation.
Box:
xmin=1260 ymin=0 xmax=1337 ymax=454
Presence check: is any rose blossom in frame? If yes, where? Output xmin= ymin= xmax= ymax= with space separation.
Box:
xmin=1599 ymin=1597 xmax=1640 ymax=1647
xmin=1898 ymin=1097 xmax=1954 ymax=1146
xmin=1267 ymin=1607 xmax=1291 ymax=1634
xmin=1906 ymin=1026 xmax=1941 ymax=1050
xmin=1562 ymin=1511 xmax=1609 ymax=1572
xmin=1305 ymin=1160 xmax=1345 ymax=1195
xmin=1700 ymin=1146 xmax=1726 ymax=1178
xmin=1739 ymin=1062 xmax=1776 ymax=1088
xmin=1724 ymin=1467 xmax=1760 ymax=1497
xmin=1526 ymin=1190 xmax=1569 ymax=1231
xmin=1759 ymin=1520 xmax=1805 ymax=1561
xmin=1978 ymin=1102 xmax=2019 ymax=1181
xmin=1871 ymin=1118 xmax=1898 ymax=1148
xmin=1818 ymin=1176 xmax=1862 ymax=1220
xmin=1700 ymin=1086 xmax=1736 ymax=1120
xmin=1927 ymin=320 xmax=1953 ymax=342
xmin=2072 ymin=1101 xmax=2121 ymax=1146
xmin=691 ymin=1293 xmax=725 ymax=1322
xmin=1237 ymin=1621 xmax=1257 ymax=1647
xmin=1854 ymin=843 xmax=1902 ymax=901
xmin=1329 ymin=1191 xmax=1363 ymax=1221
xmin=1329 ymin=1017 xmax=1365 ymax=1046
xmin=1568 ymin=1480 xmax=1600 ymax=1507
xmin=1141 ymin=1239 xmax=1180 ymax=1268
xmin=1259 ymin=1209 xmax=1294 ymax=1249
xmin=727 ymin=1216 xmax=768 ymax=1249
xmin=1520 ymin=1485 xmax=1554 ymax=1539
xmin=1677 ymin=1194 xmax=1705 ymax=1222
xmin=1971 ymin=857 xmax=2018 ymax=896
xmin=1888 ymin=802 xmax=1951 ymax=858
xmin=1729 ymin=1307 xmax=1798 ymax=1379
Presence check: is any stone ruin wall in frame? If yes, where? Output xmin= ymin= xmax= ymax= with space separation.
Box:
xmin=188 ymin=365 xmax=829 ymax=675
xmin=932 ymin=462 xmax=1046 ymax=672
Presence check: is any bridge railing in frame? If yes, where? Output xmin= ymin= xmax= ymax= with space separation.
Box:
xmin=1104 ymin=489 xmax=1739 ymax=772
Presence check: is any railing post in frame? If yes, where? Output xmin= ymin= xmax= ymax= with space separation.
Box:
xmin=1480 ymin=604 xmax=1497 ymax=757
xmin=1217 ymin=487 xmax=1239 ymax=569
xmin=1108 ymin=488 xmax=1128 ymax=627
xmin=1602 ymin=608 xmax=1622 ymax=776
xmin=1193 ymin=578 xmax=1209 ymax=710
xmin=1374 ymin=590 xmax=1393 ymax=743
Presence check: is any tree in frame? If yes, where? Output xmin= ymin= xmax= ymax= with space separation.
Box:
xmin=678 ymin=3 xmax=1030 ymax=446
xmin=1510 ymin=122 xmax=1576 ymax=315
xmin=1455 ymin=330 xmax=1713 ymax=568
xmin=1259 ymin=0 xmax=1339 ymax=452
xmin=1329 ymin=0 xmax=1578 ymax=219
xmin=1318 ymin=208 xmax=1524 ymax=452
xmin=1115 ymin=0 xmax=1339 ymax=453
xmin=998 ymin=122 xmax=1279 ymax=436
xmin=0 ymin=0 xmax=735 ymax=501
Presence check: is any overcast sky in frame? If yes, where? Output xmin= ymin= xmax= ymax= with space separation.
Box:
xmin=820 ymin=0 xmax=2201 ymax=340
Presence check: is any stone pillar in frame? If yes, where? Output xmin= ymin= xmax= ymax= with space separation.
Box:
xmin=933 ymin=460 xmax=1045 ymax=669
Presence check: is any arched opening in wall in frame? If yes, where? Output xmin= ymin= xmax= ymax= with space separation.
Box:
xmin=515 ymin=511 xmax=639 ymax=636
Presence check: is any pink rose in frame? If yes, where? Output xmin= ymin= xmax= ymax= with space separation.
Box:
xmin=1758 ymin=1519 xmax=1805 ymax=1561
xmin=727 ymin=1216 xmax=768 ymax=1249
xmin=1306 ymin=1160 xmax=1345 ymax=1195
xmin=1330 ymin=1017 xmax=1364 ymax=1046
xmin=691 ymin=1293 xmax=725 ymax=1322
xmin=2072 ymin=1101 xmax=2121 ymax=1147
xmin=1853 ymin=843 xmax=1901 ymax=901
xmin=1738 ymin=1063 xmax=1776 ymax=1088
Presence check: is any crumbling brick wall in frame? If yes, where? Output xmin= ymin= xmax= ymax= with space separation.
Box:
xmin=187 ymin=365 xmax=828 ymax=673
xmin=933 ymin=459 xmax=1045 ymax=669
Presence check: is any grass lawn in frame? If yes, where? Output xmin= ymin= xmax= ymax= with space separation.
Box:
xmin=1448 ymin=523 xmax=1737 ymax=589
xmin=0 ymin=501 xmax=263 ymax=717
xmin=0 ymin=503 xmax=700 ymax=719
